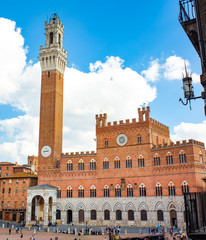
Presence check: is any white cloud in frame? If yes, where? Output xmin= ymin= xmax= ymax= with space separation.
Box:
xmin=171 ymin=121 xmax=206 ymax=145
xmin=141 ymin=59 xmax=160 ymax=82
xmin=142 ymin=55 xmax=200 ymax=84
xmin=0 ymin=18 xmax=157 ymax=163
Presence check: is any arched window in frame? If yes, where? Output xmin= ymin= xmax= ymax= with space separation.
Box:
xmin=127 ymin=184 xmax=133 ymax=197
xmin=182 ymin=181 xmax=189 ymax=194
xmin=58 ymin=34 xmax=61 ymax=47
xmin=116 ymin=210 xmax=122 ymax=220
xmin=90 ymin=159 xmax=96 ymax=170
xmin=114 ymin=157 xmax=120 ymax=169
xmin=115 ymin=184 xmax=121 ymax=197
xmin=105 ymin=139 xmax=108 ymax=147
xmin=104 ymin=185 xmax=110 ymax=197
xmin=156 ymin=183 xmax=162 ymax=196
xmin=166 ymin=152 xmax=173 ymax=165
xmin=157 ymin=210 xmax=164 ymax=221
xmin=56 ymin=209 xmax=61 ymax=219
xmin=78 ymin=159 xmax=84 ymax=171
xmin=126 ymin=156 xmax=132 ymax=168
xmin=91 ymin=210 xmax=97 ymax=220
xmin=179 ymin=150 xmax=187 ymax=164
xmin=104 ymin=210 xmax=110 ymax=220
xmin=139 ymin=184 xmax=146 ymax=196
xmin=48 ymin=71 xmax=50 ymax=77
xmin=49 ymin=32 xmax=53 ymax=44
xmin=168 ymin=182 xmax=175 ymax=196
xmin=90 ymin=185 xmax=96 ymax=197
xmin=138 ymin=155 xmax=144 ymax=167
xmin=57 ymin=186 xmax=61 ymax=198
xmin=128 ymin=210 xmax=134 ymax=221
xmin=141 ymin=210 xmax=147 ymax=221
xmin=103 ymin=158 xmax=109 ymax=169
xmin=137 ymin=135 xmax=141 ymax=143
xmin=154 ymin=153 xmax=160 ymax=166
xmin=67 ymin=186 xmax=72 ymax=198
xmin=67 ymin=160 xmax=73 ymax=171
xmin=78 ymin=186 xmax=84 ymax=198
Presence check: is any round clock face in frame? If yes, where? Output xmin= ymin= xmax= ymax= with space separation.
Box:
xmin=116 ymin=134 xmax=128 ymax=146
xmin=41 ymin=145 xmax=52 ymax=157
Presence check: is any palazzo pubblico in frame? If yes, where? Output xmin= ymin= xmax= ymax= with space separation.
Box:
xmin=24 ymin=14 xmax=206 ymax=227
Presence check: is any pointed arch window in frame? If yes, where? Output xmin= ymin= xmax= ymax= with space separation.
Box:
xmin=156 ymin=183 xmax=162 ymax=196
xmin=78 ymin=186 xmax=84 ymax=198
xmin=67 ymin=160 xmax=73 ymax=171
xmin=168 ymin=182 xmax=175 ymax=196
xmin=157 ymin=210 xmax=164 ymax=221
xmin=126 ymin=156 xmax=132 ymax=168
xmin=115 ymin=184 xmax=121 ymax=197
xmin=103 ymin=158 xmax=109 ymax=169
xmin=67 ymin=186 xmax=72 ymax=198
xmin=154 ymin=154 xmax=160 ymax=166
xmin=182 ymin=181 xmax=189 ymax=194
xmin=179 ymin=150 xmax=187 ymax=164
xmin=137 ymin=135 xmax=142 ymax=143
xmin=90 ymin=185 xmax=96 ymax=198
xmin=90 ymin=159 xmax=96 ymax=170
xmin=127 ymin=184 xmax=133 ymax=197
xmin=139 ymin=184 xmax=146 ymax=196
xmin=104 ymin=185 xmax=110 ymax=197
xmin=138 ymin=155 xmax=145 ymax=167
xmin=114 ymin=157 xmax=120 ymax=169
xmin=56 ymin=209 xmax=61 ymax=219
xmin=78 ymin=159 xmax=84 ymax=171
xmin=105 ymin=139 xmax=108 ymax=147
xmin=166 ymin=152 xmax=173 ymax=165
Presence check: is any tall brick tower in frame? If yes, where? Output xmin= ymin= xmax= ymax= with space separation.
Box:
xmin=38 ymin=13 xmax=67 ymax=175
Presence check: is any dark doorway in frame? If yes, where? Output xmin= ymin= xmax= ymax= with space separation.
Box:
xmin=79 ymin=209 xmax=84 ymax=223
xmin=20 ymin=212 xmax=25 ymax=221
xmin=170 ymin=210 xmax=177 ymax=226
xmin=0 ymin=211 xmax=2 ymax=220
xmin=67 ymin=210 xmax=72 ymax=224
xmin=12 ymin=213 xmax=16 ymax=221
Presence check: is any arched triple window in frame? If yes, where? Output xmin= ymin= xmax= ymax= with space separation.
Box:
xmin=115 ymin=184 xmax=121 ymax=197
xmin=78 ymin=159 xmax=84 ymax=171
xmin=156 ymin=182 xmax=162 ymax=196
xmin=138 ymin=155 xmax=145 ymax=167
xmin=179 ymin=150 xmax=187 ymax=164
xmin=140 ymin=210 xmax=147 ymax=221
xmin=157 ymin=210 xmax=164 ymax=221
xmin=182 ymin=181 xmax=189 ymax=194
xmin=139 ymin=184 xmax=146 ymax=196
xmin=78 ymin=186 xmax=84 ymax=198
xmin=91 ymin=209 xmax=97 ymax=220
xmin=168 ymin=182 xmax=175 ymax=196
xmin=166 ymin=152 xmax=173 ymax=165
xmin=67 ymin=160 xmax=73 ymax=171
xmin=126 ymin=156 xmax=132 ymax=168
xmin=90 ymin=185 xmax=96 ymax=198
xmin=116 ymin=210 xmax=122 ymax=220
xmin=154 ymin=153 xmax=160 ymax=166
xmin=127 ymin=184 xmax=133 ymax=197
xmin=128 ymin=210 xmax=134 ymax=221
xmin=137 ymin=135 xmax=142 ymax=143
xmin=67 ymin=186 xmax=72 ymax=198
xmin=90 ymin=159 xmax=96 ymax=170
xmin=114 ymin=157 xmax=120 ymax=169
xmin=104 ymin=210 xmax=110 ymax=220
xmin=103 ymin=158 xmax=109 ymax=169
xmin=57 ymin=186 xmax=61 ymax=198
xmin=104 ymin=185 xmax=110 ymax=197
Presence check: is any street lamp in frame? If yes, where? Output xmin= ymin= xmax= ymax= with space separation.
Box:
xmin=179 ymin=64 xmax=202 ymax=109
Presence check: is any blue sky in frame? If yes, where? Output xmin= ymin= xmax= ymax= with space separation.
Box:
xmin=0 ymin=1 xmax=205 ymax=164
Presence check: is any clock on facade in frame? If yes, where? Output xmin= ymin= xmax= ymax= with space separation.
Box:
xmin=116 ymin=134 xmax=128 ymax=146
xmin=41 ymin=145 xmax=52 ymax=157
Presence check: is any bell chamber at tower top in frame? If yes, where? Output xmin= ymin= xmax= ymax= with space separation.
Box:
xmin=39 ymin=13 xmax=67 ymax=75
